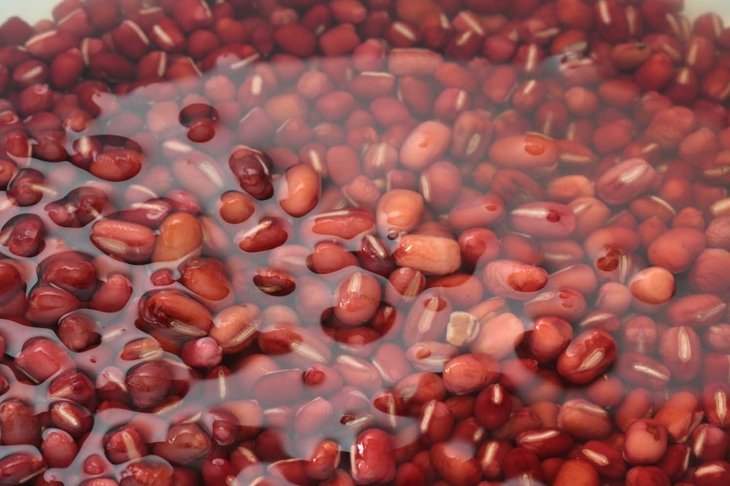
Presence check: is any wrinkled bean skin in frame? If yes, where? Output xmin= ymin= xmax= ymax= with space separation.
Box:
xmin=394 ymin=234 xmax=461 ymax=276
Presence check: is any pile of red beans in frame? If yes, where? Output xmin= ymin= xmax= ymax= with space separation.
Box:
xmin=1 ymin=0 xmax=730 ymax=484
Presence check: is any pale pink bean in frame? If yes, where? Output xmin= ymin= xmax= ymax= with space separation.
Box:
xmin=629 ymin=267 xmax=676 ymax=305
xmin=624 ymin=419 xmax=668 ymax=465
xmin=334 ymin=272 xmax=382 ymax=326
xmin=470 ymin=312 xmax=525 ymax=360
xmin=557 ymin=399 xmax=612 ymax=440
xmin=448 ymin=193 xmax=505 ymax=230
xmin=277 ymin=164 xmax=321 ymax=218
xmin=406 ymin=341 xmax=458 ymax=372
xmin=488 ymin=134 xmax=559 ymax=168
xmin=482 ymin=259 xmax=549 ymax=301
xmin=399 ymin=121 xmax=451 ymax=170
xmin=526 ymin=317 xmax=573 ymax=363
xmin=153 ymin=212 xmax=203 ymax=263
xmin=90 ymin=220 xmax=156 ymax=263
xmin=376 ymin=189 xmax=424 ymax=237
xmin=511 ymin=202 xmax=577 ymax=238
xmin=181 ymin=337 xmax=223 ymax=368
xmin=394 ymin=234 xmax=461 ymax=276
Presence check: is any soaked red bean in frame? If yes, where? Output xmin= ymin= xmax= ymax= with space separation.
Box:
xmin=0 ymin=0 xmax=729 ymax=484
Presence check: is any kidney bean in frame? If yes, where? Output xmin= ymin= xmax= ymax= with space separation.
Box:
xmin=153 ymin=423 xmax=211 ymax=466
xmin=0 ymin=399 xmax=40 ymax=446
xmin=447 ymin=193 xmax=504 ymax=232
xmin=706 ymin=216 xmax=730 ymax=249
xmin=523 ymin=288 xmax=588 ymax=322
xmin=237 ymin=217 xmax=289 ymax=253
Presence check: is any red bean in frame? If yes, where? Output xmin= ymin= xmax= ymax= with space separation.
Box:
xmin=399 ymin=121 xmax=451 ymax=170
xmin=624 ymin=419 xmax=668 ymax=465
xmin=489 ymin=133 xmax=558 ymax=168
xmin=689 ymin=249 xmax=730 ymax=295
xmin=334 ymin=271 xmax=382 ymax=326
xmin=394 ymin=234 xmax=461 ymax=276
xmin=629 ymin=266 xmax=676 ymax=305
xmin=442 ymin=353 xmax=499 ymax=395
xmin=91 ymin=219 xmax=156 ymax=263
xmin=376 ymin=189 xmax=424 ymax=237
xmin=648 ymin=227 xmax=707 ymax=273
xmin=511 ymin=202 xmax=577 ymax=238
xmin=557 ymin=330 xmax=617 ymax=385
xmin=654 ymin=391 xmax=701 ymax=443
xmin=473 ymin=383 xmax=511 ymax=430
xmin=694 ymin=460 xmax=730 ymax=486
xmin=277 ymin=164 xmax=320 ymax=218
xmin=126 ymin=361 xmax=173 ymax=410
xmin=154 ymin=423 xmax=211 ymax=465
xmin=350 ymin=429 xmax=396 ymax=484
xmin=482 ymin=259 xmax=548 ymax=301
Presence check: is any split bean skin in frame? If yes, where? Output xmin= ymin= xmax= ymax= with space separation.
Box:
xmin=1 ymin=0 xmax=730 ymax=484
